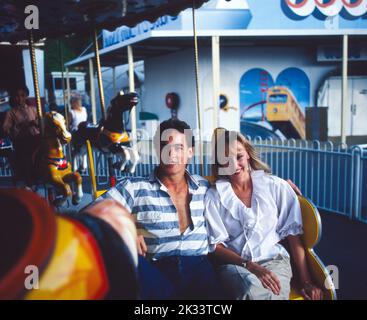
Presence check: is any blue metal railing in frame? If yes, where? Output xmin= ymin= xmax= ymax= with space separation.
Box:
xmin=249 ymin=139 xmax=366 ymax=223
xmin=85 ymin=138 xmax=366 ymax=222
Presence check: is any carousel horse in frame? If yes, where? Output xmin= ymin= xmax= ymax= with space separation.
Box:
xmin=0 ymin=188 xmax=139 ymax=299
xmin=35 ymin=111 xmax=83 ymax=206
xmin=72 ymin=91 xmax=140 ymax=174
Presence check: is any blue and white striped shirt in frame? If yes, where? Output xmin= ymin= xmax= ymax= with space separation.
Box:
xmin=101 ymin=168 xmax=210 ymax=261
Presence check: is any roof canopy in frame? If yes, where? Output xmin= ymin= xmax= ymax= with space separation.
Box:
xmin=0 ymin=0 xmax=209 ymax=42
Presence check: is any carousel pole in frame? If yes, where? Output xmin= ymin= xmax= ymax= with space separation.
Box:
xmin=127 ymin=45 xmax=138 ymax=154
xmin=59 ymin=40 xmax=69 ymax=129
xmin=28 ymin=31 xmax=44 ymax=137
xmin=59 ymin=40 xmax=73 ymax=169
xmin=192 ymin=2 xmax=204 ymax=176
xmin=92 ymin=28 xmax=115 ymax=186
xmin=212 ymin=36 xmax=220 ymax=129
xmin=65 ymin=67 xmax=71 ymax=115
xmin=89 ymin=58 xmax=97 ymax=124
xmin=112 ymin=66 xmax=116 ymax=95
xmin=92 ymin=28 xmax=106 ymax=120
xmin=341 ymin=34 xmax=349 ymax=146
xmin=86 ymin=139 xmax=98 ymax=200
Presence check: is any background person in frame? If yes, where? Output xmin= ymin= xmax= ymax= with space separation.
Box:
xmin=69 ymin=94 xmax=88 ymax=172
xmin=2 ymin=85 xmax=40 ymax=186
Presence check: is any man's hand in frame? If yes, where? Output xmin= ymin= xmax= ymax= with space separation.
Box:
xmin=84 ymin=199 xmax=138 ymax=265
xmin=287 ymin=179 xmax=302 ymax=196
xmin=137 ymin=234 xmax=147 ymax=257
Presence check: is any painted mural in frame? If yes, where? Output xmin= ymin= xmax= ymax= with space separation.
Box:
xmin=239 ymin=68 xmax=275 ymax=121
xmin=240 ymin=67 xmax=310 ymax=139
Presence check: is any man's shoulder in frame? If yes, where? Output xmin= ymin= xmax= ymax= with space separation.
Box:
xmin=110 ymin=176 xmax=154 ymax=202
xmin=190 ymin=174 xmax=210 ymax=189
xmin=127 ymin=175 xmax=150 ymax=182
xmin=116 ymin=175 xmax=151 ymax=187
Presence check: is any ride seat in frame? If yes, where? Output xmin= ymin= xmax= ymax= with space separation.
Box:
xmin=77 ymin=121 xmax=102 ymax=141
xmin=288 ymin=196 xmax=336 ymax=300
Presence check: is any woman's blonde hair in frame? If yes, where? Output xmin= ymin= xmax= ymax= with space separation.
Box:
xmin=211 ymin=128 xmax=271 ymax=180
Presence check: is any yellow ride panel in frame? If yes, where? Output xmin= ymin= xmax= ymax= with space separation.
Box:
xmin=26 ymin=217 xmax=109 ymax=300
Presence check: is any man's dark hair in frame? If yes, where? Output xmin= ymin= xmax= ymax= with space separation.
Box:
xmin=8 ymin=86 xmax=30 ymax=108
xmin=10 ymin=85 xmax=30 ymax=97
xmin=153 ymin=118 xmax=195 ymax=153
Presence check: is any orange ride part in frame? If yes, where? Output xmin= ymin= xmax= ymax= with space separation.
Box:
xmin=102 ymin=129 xmax=130 ymax=144
xmin=26 ymin=216 xmax=109 ymax=300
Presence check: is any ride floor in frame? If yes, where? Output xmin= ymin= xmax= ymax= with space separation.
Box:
xmin=316 ymin=210 xmax=367 ymax=299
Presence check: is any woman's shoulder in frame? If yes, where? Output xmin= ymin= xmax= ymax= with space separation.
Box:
xmin=267 ymin=173 xmax=286 ymax=185
xmin=263 ymin=174 xmax=294 ymax=196
xmin=252 ymin=170 xmax=285 ymax=184
xmin=205 ymin=179 xmax=234 ymax=206
xmin=251 ymin=170 xmax=289 ymax=192
xmin=205 ymin=184 xmax=219 ymax=200
xmin=205 ymin=180 xmax=227 ymax=199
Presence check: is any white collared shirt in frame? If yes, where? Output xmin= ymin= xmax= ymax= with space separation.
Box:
xmin=204 ymin=170 xmax=303 ymax=262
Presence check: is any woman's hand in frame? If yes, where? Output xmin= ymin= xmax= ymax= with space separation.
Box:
xmin=247 ymin=261 xmax=281 ymax=295
xmin=301 ymin=281 xmax=323 ymax=300
xmin=287 ymin=235 xmax=324 ymax=300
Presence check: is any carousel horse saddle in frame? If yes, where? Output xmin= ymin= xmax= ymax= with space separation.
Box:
xmin=77 ymin=121 xmax=102 ymax=142
xmin=100 ymin=129 xmax=130 ymax=145
xmin=45 ymin=156 xmax=68 ymax=170
xmin=0 ymin=188 xmax=139 ymax=300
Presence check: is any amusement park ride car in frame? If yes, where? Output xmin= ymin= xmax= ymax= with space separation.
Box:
xmin=0 ymin=0 xmax=336 ymax=300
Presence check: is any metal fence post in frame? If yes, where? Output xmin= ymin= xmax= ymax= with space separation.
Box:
xmin=351 ymin=146 xmax=362 ymax=221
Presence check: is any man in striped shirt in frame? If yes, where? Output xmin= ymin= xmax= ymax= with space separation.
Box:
xmin=91 ymin=119 xmax=222 ymax=299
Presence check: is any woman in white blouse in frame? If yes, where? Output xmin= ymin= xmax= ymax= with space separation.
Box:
xmin=205 ymin=129 xmax=322 ymax=300
xmin=69 ymin=95 xmax=88 ymax=172
xmin=69 ymin=96 xmax=88 ymax=132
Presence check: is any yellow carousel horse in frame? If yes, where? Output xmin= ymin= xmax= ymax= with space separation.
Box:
xmin=36 ymin=111 xmax=83 ymax=206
